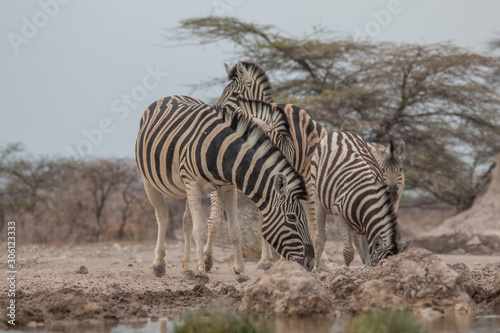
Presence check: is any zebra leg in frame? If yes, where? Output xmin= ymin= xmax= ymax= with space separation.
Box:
xmin=181 ymin=204 xmax=196 ymax=280
xmin=257 ymin=214 xmax=274 ymax=270
xmin=204 ymin=191 xmax=222 ymax=271
xmin=335 ymin=214 xmax=355 ymax=267
xmin=185 ymin=182 xmax=209 ymax=281
xmin=315 ymin=200 xmax=330 ymax=272
xmin=352 ymin=231 xmax=370 ymax=265
xmin=143 ymin=181 xmax=169 ymax=277
xmin=217 ymin=185 xmax=249 ymax=282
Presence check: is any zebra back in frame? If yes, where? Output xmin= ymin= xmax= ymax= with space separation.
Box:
xmin=312 ymin=131 xmax=400 ymax=265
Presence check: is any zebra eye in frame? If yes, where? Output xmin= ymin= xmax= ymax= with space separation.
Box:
xmin=286 ymin=214 xmax=297 ymax=222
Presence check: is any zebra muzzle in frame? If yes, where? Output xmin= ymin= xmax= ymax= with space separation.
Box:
xmin=304 ymin=243 xmax=315 ymax=272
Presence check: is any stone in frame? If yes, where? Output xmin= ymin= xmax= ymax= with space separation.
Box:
xmin=353 ymin=248 xmax=476 ymax=314
xmin=240 ymin=261 xmax=332 ymax=316
xmin=466 ymin=236 xmax=481 ymax=247
xmin=75 ymin=266 xmax=89 ymax=274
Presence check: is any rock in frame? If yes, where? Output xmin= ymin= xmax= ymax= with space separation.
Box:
xmin=240 ymin=261 xmax=332 ymax=316
xmin=353 ymin=248 xmax=476 ymax=314
xmin=420 ymin=308 xmax=443 ymax=321
xmin=466 ymin=236 xmax=481 ymax=247
xmin=83 ymin=302 xmax=103 ymax=312
xmin=494 ymin=270 xmax=500 ymax=291
xmin=75 ymin=266 xmax=89 ymax=274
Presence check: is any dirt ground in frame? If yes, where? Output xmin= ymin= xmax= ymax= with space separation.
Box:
xmin=1 ymin=234 xmax=500 ymax=330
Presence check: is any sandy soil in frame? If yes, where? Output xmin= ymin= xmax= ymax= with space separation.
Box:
xmin=1 ymin=236 xmax=499 ymax=330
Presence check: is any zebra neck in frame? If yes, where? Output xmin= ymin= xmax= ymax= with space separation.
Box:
xmin=215 ymin=81 xmax=238 ymax=107
xmin=221 ymin=96 xmax=240 ymax=113
xmin=366 ymin=200 xmax=398 ymax=251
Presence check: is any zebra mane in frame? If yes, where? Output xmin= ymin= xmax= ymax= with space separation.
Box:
xmin=214 ymin=100 xmax=308 ymax=201
xmin=382 ymin=143 xmax=402 ymax=172
xmin=236 ymin=97 xmax=290 ymax=133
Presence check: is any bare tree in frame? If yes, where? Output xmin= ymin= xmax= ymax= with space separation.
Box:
xmin=165 ymin=17 xmax=500 ymax=211
xmin=77 ymin=158 xmax=134 ymax=241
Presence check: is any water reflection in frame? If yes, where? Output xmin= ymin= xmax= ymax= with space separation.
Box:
xmin=9 ymin=314 xmax=500 ymax=333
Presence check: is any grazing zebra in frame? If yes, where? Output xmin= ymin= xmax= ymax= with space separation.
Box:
xmin=346 ymin=140 xmax=407 ymax=266
xmin=136 ymin=95 xmax=315 ymax=281
xmin=203 ymin=61 xmax=276 ymax=271
xmin=367 ymin=141 xmax=406 ymax=212
xmin=311 ymin=131 xmax=409 ymax=267
xmin=234 ymin=98 xmax=328 ymax=270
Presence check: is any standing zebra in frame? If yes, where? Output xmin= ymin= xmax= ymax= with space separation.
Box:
xmin=203 ymin=61 xmax=276 ymax=271
xmin=136 ymin=95 xmax=315 ymax=281
xmin=311 ymin=131 xmax=409 ymax=267
xmin=202 ymin=61 xmax=328 ymax=271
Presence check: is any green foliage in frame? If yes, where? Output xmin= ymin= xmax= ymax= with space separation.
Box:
xmin=348 ymin=310 xmax=423 ymax=333
xmin=174 ymin=307 xmax=273 ymax=333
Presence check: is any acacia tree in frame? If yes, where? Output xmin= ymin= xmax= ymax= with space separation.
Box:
xmin=166 ymin=17 xmax=500 ymax=211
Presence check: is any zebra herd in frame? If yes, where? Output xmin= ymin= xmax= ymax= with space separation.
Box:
xmin=135 ymin=61 xmax=409 ymax=281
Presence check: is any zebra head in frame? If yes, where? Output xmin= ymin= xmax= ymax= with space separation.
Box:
xmin=220 ymin=60 xmax=274 ymax=104
xmin=370 ymin=234 xmax=411 ymax=266
xmin=367 ymin=185 xmax=411 ymax=266
xmin=368 ymin=140 xmax=406 ymax=212
xmin=261 ymin=172 xmax=315 ymax=271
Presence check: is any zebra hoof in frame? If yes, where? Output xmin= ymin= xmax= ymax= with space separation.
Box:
xmin=153 ymin=266 xmax=166 ymax=277
xmin=195 ymin=274 xmax=209 ymax=285
xmin=236 ymin=275 xmax=250 ymax=283
xmin=183 ymin=270 xmax=196 ymax=280
xmin=204 ymin=256 xmax=213 ymax=272
xmin=257 ymin=262 xmax=272 ymax=270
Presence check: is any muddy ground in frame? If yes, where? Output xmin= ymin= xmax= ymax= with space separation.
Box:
xmin=1 ymin=236 xmax=500 ymax=330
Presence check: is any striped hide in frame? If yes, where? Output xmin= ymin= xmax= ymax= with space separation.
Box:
xmin=311 ymin=131 xmax=409 ymax=267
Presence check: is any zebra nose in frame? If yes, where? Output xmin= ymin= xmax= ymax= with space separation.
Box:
xmin=304 ymin=244 xmax=315 ymax=272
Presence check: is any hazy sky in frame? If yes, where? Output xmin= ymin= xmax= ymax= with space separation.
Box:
xmin=1 ymin=0 xmax=499 ymax=159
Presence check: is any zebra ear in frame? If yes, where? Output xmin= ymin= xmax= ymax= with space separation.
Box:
xmin=397 ymin=141 xmax=406 ymax=158
xmin=274 ymin=173 xmax=288 ymax=198
xmin=398 ymin=239 xmax=411 ymax=252
xmin=368 ymin=142 xmax=387 ymax=159
xmin=224 ymin=63 xmax=232 ymax=78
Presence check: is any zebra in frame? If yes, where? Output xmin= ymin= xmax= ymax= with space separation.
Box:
xmin=201 ymin=61 xmax=328 ymax=272
xmin=345 ymin=140 xmax=406 ymax=266
xmin=310 ymin=131 xmax=410 ymax=267
xmin=233 ymin=98 xmax=328 ymax=270
xmin=203 ymin=61 xmax=277 ymax=271
xmin=135 ymin=95 xmax=315 ymax=281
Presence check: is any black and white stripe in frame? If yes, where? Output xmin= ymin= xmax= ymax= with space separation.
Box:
xmin=236 ymin=99 xmax=328 ymax=269
xmin=368 ymin=141 xmax=406 ymax=212
xmin=136 ymin=95 xmax=315 ymax=279
xmin=311 ymin=131 xmax=407 ymax=267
